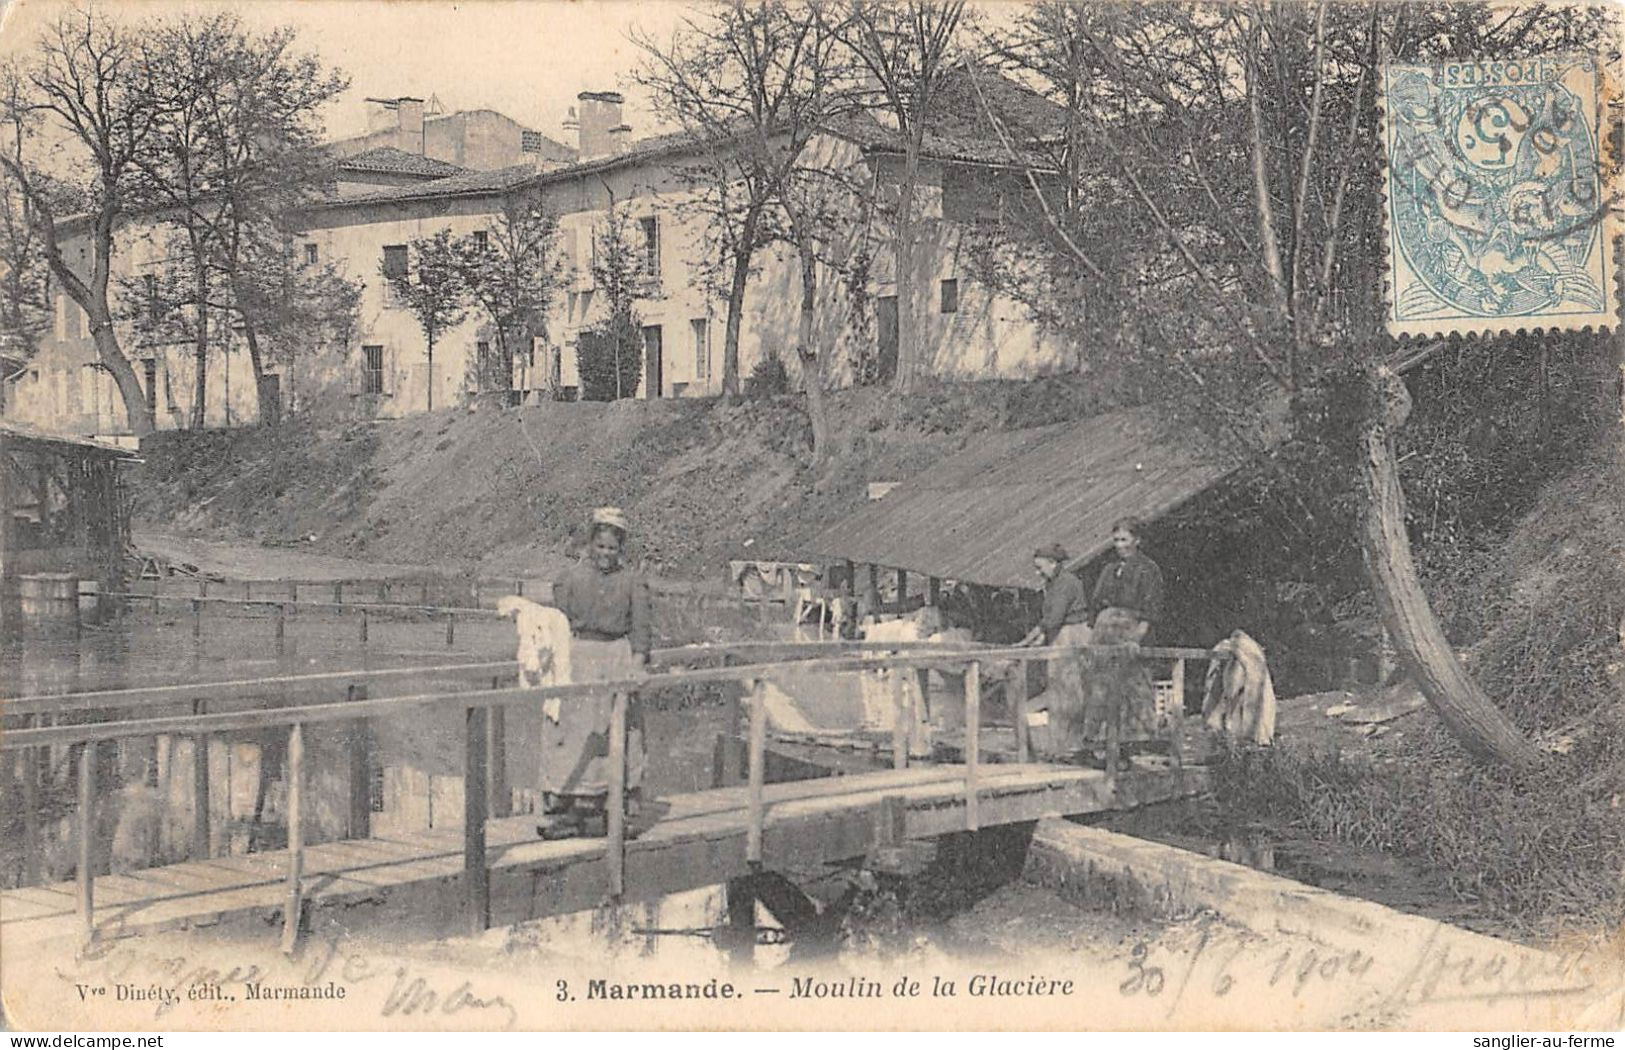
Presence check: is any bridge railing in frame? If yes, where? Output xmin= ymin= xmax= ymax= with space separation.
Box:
xmin=1 ymin=641 xmax=1228 ymax=950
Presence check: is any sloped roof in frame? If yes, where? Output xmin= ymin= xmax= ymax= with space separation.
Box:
xmin=337 ymin=147 xmax=467 ymax=179
xmin=331 ymin=164 xmax=541 ymax=206
xmin=312 ymin=68 xmax=1063 ymax=212
xmin=798 ymin=405 xmax=1241 ymax=590
xmin=0 ymin=422 xmax=137 ymax=458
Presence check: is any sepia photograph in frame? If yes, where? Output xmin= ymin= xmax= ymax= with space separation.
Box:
xmin=0 ymin=0 xmax=1620 ymax=1034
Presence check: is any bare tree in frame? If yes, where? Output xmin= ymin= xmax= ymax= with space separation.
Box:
xmin=980 ymin=1 xmax=1620 ymax=767
xmin=832 ymin=0 xmax=965 ymax=393
xmin=134 ymin=13 xmax=346 ymax=426
xmin=0 ymin=10 xmax=163 ymax=435
xmin=635 ymin=0 xmax=857 ymax=398
xmin=454 ymin=196 xmax=559 ymax=400
xmin=381 ymin=230 xmax=467 ymax=413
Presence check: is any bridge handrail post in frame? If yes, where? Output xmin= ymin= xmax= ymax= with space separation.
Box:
xmin=607 ymin=689 xmax=629 ymax=897
xmin=193 ymin=698 xmax=211 ymax=859
xmin=965 ymin=659 xmax=981 ymax=831
xmin=346 ymin=685 xmax=371 ymax=838
xmin=280 ymin=721 xmax=305 ymax=955
xmin=275 ymin=603 xmax=288 ymax=658
xmin=487 ymin=677 xmax=509 ymax=817
xmin=359 ymin=607 xmax=369 ymax=646
xmin=445 ymin=611 xmax=456 ymax=648
xmin=1168 ymin=657 xmax=1186 ymax=771
xmin=746 ymin=678 xmax=767 ymax=865
xmin=464 ymin=703 xmax=490 ymax=933
xmin=76 ymin=742 xmax=95 ymax=945
xmin=1010 ymin=659 xmax=1030 ymax=762
xmin=890 ymin=663 xmax=907 ymax=771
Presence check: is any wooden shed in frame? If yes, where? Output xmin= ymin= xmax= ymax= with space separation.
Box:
xmin=0 ymin=423 xmax=136 ymax=636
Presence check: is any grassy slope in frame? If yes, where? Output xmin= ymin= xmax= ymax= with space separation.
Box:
xmin=132 ymin=376 xmax=1120 ymax=580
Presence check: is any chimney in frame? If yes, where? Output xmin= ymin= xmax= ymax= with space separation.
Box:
xmin=576 ymin=90 xmax=624 ymax=161
xmin=396 ymin=97 xmax=425 ymax=155
xmin=562 ymin=105 xmax=580 ymax=144
xmin=607 ymin=123 xmax=632 ymax=155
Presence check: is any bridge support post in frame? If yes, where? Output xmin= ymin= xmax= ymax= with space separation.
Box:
xmin=359 ymin=607 xmax=369 ymax=646
xmin=1168 ymin=658 xmax=1185 ymax=771
xmin=445 ymin=612 xmax=455 ymax=648
xmin=746 ymin=679 xmax=767 ymax=865
xmin=281 ymin=722 xmax=305 ymax=955
xmin=21 ymin=717 xmax=39 ymax=885
xmin=275 ymin=603 xmax=287 ymax=658
xmin=965 ymin=661 xmax=981 ymax=831
xmin=192 ymin=699 xmax=211 ymax=859
xmin=607 ymin=690 xmax=629 ymax=897
xmin=464 ymin=704 xmax=490 ymax=934
xmin=76 ymin=742 xmax=95 ymax=945
xmin=346 ymin=685 xmax=371 ymax=838
xmin=1010 ymin=660 xmax=1030 ymax=762
xmin=722 ymin=877 xmax=756 ymax=965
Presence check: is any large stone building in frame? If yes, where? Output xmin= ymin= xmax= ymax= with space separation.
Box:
xmin=3 ymin=73 xmax=1076 ymax=438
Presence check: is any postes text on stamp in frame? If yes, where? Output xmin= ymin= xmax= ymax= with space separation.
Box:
xmin=1382 ymin=56 xmax=1616 ymax=338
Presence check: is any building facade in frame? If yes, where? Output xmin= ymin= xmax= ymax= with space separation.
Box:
xmin=4 ymin=80 xmax=1077 ymax=438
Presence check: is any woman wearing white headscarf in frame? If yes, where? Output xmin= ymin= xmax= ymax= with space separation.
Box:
xmin=537 ymin=506 xmax=651 ymax=840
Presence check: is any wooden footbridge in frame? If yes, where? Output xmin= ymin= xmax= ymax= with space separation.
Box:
xmin=2 ymin=639 xmax=1222 ymax=951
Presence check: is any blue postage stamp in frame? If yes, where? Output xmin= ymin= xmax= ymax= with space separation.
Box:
xmin=1382 ymin=56 xmax=1616 ymax=337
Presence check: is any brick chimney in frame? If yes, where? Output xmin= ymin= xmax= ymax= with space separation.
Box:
xmin=607 ymin=123 xmax=632 ymax=155
xmin=576 ymin=90 xmax=624 ymax=161
xmin=396 ymin=97 xmax=425 ymax=155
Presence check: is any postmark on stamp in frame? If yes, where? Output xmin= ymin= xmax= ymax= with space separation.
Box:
xmin=1382 ymin=55 xmax=1617 ymax=337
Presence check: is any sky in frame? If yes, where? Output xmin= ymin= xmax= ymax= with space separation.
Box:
xmin=0 ymin=0 xmax=705 ymax=144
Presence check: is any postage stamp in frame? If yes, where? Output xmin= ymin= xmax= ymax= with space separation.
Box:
xmin=1382 ymin=55 xmax=1617 ymax=338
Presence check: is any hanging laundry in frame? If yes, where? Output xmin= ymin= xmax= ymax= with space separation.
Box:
xmin=1201 ymin=630 xmax=1278 ymax=746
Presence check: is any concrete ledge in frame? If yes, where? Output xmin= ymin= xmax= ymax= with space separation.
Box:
xmin=1024 ymin=819 xmax=1624 ymax=1029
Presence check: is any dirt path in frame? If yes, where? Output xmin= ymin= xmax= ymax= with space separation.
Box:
xmin=134 ymin=529 xmax=492 ymax=582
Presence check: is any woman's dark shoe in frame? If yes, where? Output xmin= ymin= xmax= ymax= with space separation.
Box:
xmin=538 ymin=813 xmax=584 ymax=840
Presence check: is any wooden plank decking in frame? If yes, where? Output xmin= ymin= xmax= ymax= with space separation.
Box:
xmin=2 ymin=761 xmax=1206 ymax=947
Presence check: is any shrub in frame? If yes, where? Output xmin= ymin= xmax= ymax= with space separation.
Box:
xmin=745 ymin=354 xmax=790 ymax=398
xmin=576 ymin=313 xmax=642 ymax=401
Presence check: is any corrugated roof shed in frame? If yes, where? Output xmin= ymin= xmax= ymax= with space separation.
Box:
xmin=799 ymin=405 xmax=1239 ymax=590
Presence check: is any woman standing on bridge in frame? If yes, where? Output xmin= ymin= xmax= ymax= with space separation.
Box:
xmin=538 ymin=506 xmax=651 ymax=840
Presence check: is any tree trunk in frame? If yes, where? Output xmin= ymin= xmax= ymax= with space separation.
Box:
xmin=191 ymin=265 xmax=209 ymax=430
xmin=891 ymin=143 xmax=919 ymax=394
xmin=721 ymin=210 xmax=760 ymax=399
xmin=1359 ymin=366 xmax=1544 ymax=770
xmin=793 ymin=235 xmax=830 ymax=468
xmin=240 ymin=314 xmax=273 ymax=426
xmin=427 ymin=331 xmax=436 ymax=412
xmin=90 ymin=310 xmax=153 ymax=437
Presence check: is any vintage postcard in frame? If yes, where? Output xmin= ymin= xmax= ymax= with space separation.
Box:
xmin=1 ymin=0 xmax=1622 ymax=1035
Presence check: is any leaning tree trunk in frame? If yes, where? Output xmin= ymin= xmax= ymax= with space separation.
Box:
xmin=1359 ymin=366 xmax=1544 ymax=770
xmin=239 ymin=315 xmax=274 ymax=426
xmin=891 ymin=141 xmax=920 ymax=394
xmin=90 ymin=308 xmax=154 ymax=437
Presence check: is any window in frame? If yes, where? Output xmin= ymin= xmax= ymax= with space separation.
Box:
xmin=473 ymin=230 xmax=489 ymax=251
xmin=381 ymin=245 xmax=408 ymax=278
xmin=142 ymin=359 xmax=158 ymax=417
xmin=304 ymin=243 xmax=319 ymax=266
xmin=363 ymin=345 xmax=385 ymax=395
xmin=144 ymin=275 xmax=160 ymax=323
xmin=940 ymin=278 xmax=959 ymax=314
xmin=639 ymin=216 xmax=659 ymax=276
xmin=690 ymin=318 xmax=710 ymax=381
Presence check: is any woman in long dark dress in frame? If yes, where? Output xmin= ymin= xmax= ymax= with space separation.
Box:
xmin=538 ymin=507 xmax=651 ymax=840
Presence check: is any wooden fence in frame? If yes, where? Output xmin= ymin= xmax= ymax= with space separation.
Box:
xmin=2 ymin=640 xmax=1225 ymax=950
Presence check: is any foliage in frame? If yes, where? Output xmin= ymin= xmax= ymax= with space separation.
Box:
xmin=453 ymin=197 xmax=560 ymax=395
xmin=576 ymin=313 xmax=643 ymax=403
xmin=575 ymin=200 xmax=644 ymax=401
xmin=381 ymin=229 xmax=467 ymax=411
xmin=0 ymin=177 xmax=48 ymax=367
xmin=744 ymin=353 xmax=791 ymax=398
